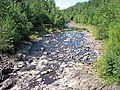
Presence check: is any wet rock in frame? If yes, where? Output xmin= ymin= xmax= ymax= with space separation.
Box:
xmin=16 ymin=53 xmax=26 ymax=61
xmin=2 ymin=78 xmax=13 ymax=89
xmin=41 ymin=69 xmax=53 ymax=76
xmin=112 ymin=85 xmax=120 ymax=90
xmin=90 ymin=81 xmax=103 ymax=90
xmin=40 ymin=55 xmax=47 ymax=59
xmin=64 ymin=38 xmax=71 ymax=42
xmin=85 ymin=47 xmax=91 ymax=51
xmin=48 ymin=58 xmax=53 ymax=61
xmin=10 ymin=85 xmax=20 ymax=90
xmin=25 ymin=56 xmax=33 ymax=63
xmin=56 ymin=50 xmax=59 ymax=53
xmin=22 ymin=61 xmax=32 ymax=70
xmin=46 ymin=40 xmax=51 ymax=44
xmin=2 ymin=68 xmax=13 ymax=75
xmin=82 ymin=55 xmax=90 ymax=62
xmin=83 ymin=52 xmax=91 ymax=56
xmin=58 ymin=54 xmax=64 ymax=58
xmin=17 ymin=61 xmax=25 ymax=68
xmin=40 ymin=47 xmax=46 ymax=51
xmin=51 ymin=52 xmax=56 ymax=55
xmin=43 ymin=52 xmax=48 ymax=55
xmin=31 ymin=60 xmax=37 ymax=66
xmin=38 ymin=59 xmax=48 ymax=67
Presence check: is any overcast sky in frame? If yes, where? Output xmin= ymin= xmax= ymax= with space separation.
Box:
xmin=55 ymin=0 xmax=89 ymax=10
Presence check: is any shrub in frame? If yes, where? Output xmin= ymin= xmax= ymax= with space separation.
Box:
xmin=0 ymin=16 xmax=16 ymax=51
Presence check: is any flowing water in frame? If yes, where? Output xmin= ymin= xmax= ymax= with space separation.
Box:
xmin=26 ymin=30 xmax=97 ymax=85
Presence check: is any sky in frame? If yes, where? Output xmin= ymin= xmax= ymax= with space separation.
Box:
xmin=55 ymin=0 xmax=89 ymax=10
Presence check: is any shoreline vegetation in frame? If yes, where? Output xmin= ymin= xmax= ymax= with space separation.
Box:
xmin=0 ymin=0 xmax=65 ymax=52
xmin=63 ymin=0 xmax=120 ymax=84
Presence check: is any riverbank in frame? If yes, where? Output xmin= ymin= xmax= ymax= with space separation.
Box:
xmin=0 ymin=23 xmax=119 ymax=90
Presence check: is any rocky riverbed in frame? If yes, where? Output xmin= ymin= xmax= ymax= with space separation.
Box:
xmin=0 ymin=26 xmax=120 ymax=90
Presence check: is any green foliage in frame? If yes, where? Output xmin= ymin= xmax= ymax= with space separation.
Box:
xmin=0 ymin=16 xmax=16 ymax=51
xmin=0 ymin=0 xmax=65 ymax=51
xmin=63 ymin=0 xmax=120 ymax=84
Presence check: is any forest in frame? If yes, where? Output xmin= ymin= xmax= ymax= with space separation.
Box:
xmin=0 ymin=0 xmax=65 ymax=51
xmin=63 ymin=0 xmax=120 ymax=84
xmin=0 ymin=0 xmax=120 ymax=86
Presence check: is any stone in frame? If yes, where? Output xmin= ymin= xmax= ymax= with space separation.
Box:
xmin=2 ymin=68 xmax=13 ymax=75
xmin=64 ymin=38 xmax=71 ymax=42
xmin=25 ymin=61 xmax=31 ymax=67
xmin=82 ymin=55 xmax=90 ymax=62
xmin=16 ymin=53 xmax=26 ymax=61
xmin=46 ymin=40 xmax=50 ymax=44
xmin=101 ymin=86 xmax=109 ymax=90
xmin=38 ymin=59 xmax=48 ymax=67
xmin=85 ymin=47 xmax=91 ymax=51
xmin=25 ymin=56 xmax=33 ymax=63
xmin=83 ymin=52 xmax=91 ymax=56
xmin=24 ymin=61 xmax=32 ymax=70
xmin=10 ymin=85 xmax=21 ymax=90
xmin=2 ymin=78 xmax=13 ymax=89
xmin=41 ymin=47 xmax=45 ymax=51
xmin=51 ymin=52 xmax=56 ymax=55
xmin=41 ymin=69 xmax=53 ymax=76
xmin=112 ymin=85 xmax=120 ymax=90
xmin=58 ymin=54 xmax=64 ymax=58
xmin=30 ymin=70 xmax=40 ymax=75
xmin=31 ymin=60 xmax=37 ymax=66
xmin=17 ymin=62 xmax=25 ymax=68
xmin=43 ymin=52 xmax=48 ymax=55
xmin=60 ymin=63 xmax=68 ymax=68
xmin=41 ymin=55 xmax=46 ymax=59
xmin=56 ymin=50 xmax=59 ymax=53
xmin=48 ymin=58 xmax=53 ymax=61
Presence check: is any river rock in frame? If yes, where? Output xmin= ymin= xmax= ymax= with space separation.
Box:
xmin=40 ymin=55 xmax=47 ymax=59
xmin=40 ymin=47 xmax=46 ymax=51
xmin=2 ymin=78 xmax=13 ymax=89
xmin=43 ymin=52 xmax=48 ymax=55
xmin=16 ymin=53 xmax=26 ymax=61
xmin=38 ymin=59 xmax=48 ymax=67
xmin=64 ymin=38 xmax=71 ymax=42
xmin=25 ymin=56 xmax=33 ymax=63
xmin=58 ymin=54 xmax=64 ymax=58
xmin=17 ymin=61 xmax=25 ymax=68
xmin=31 ymin=60 xmax=38 ymax=67
xmin=41 ymin=69 xmax=53 ymax=76
xmin=46 ymin=40 xmax=50 ymax=44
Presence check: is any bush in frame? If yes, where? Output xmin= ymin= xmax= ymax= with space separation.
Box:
xmin=97 ymin=45 xmax=120 ymax=84
xmin=96 ymin=22 xmax=120 ymax=84
xmin=0 ymin=0 xmax=65 ymax=51
xmin=63 ymin=0 xmax=120 ymax=84
xmin=0 ymin=16 xmax=16 ymax=51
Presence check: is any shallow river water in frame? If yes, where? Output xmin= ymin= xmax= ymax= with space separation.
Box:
xmin=1 ymin=29 xmax=101 ymax=90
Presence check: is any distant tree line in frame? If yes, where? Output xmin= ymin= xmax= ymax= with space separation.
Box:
xmin=63 ymin=0 xmax=120 ymax=84
xmin=0 ymin=0 xmax=65 ymax=51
